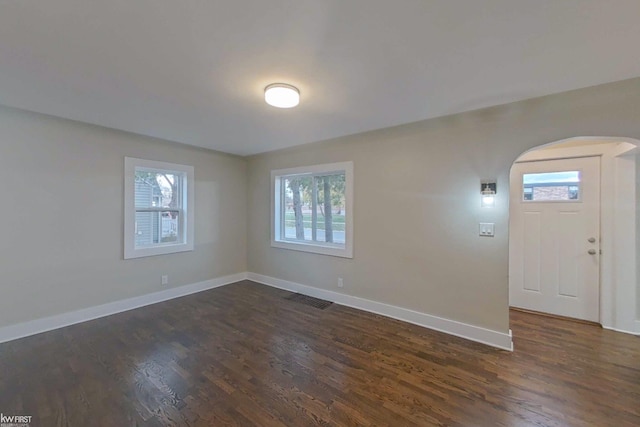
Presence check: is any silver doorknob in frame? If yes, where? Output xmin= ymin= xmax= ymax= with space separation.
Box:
xmin=587 ymin=237 xmax=596 ymax=243
xmin=588 ymin=249 xmax=597 ymax=255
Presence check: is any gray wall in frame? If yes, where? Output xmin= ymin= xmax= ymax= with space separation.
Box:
xmin=247 ymin=77 xmax=640 ymax=333
xmin=0 ymin=105 xmax=247 ymax=328
xmin=2 ymin=77 xmax=639 ymax=335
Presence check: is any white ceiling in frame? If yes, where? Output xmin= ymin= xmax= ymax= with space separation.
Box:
xmin=1 ymin=1 xmax=639 ymax=156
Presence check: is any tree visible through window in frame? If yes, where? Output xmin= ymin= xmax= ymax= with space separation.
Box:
xmin=272 ymin=161 xmax=353 ymax=258
xmin=283 ymin=173 xmax=346 ymax=244
xmin=134 ymin=171 xmax=182 ymax=246
xmin=124 ymin=157 xmax=194 ymax=259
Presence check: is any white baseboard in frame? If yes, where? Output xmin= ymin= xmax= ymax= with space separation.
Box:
xmin=602 ymin=321 xmax=640 ymax=336
xmin=0 ymin=271 xmax=515 ymax=351
xmin=0 ymin=272 xmax=248 ymax=344
xmin=246 ymin=272 xmax=513 ymax=351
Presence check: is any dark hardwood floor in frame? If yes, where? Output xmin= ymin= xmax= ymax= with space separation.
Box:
xmin=0 ymin=280 xmax=638 ymax=426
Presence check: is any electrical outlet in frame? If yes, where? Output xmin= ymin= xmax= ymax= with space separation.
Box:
xmin=161 ymin=275 xmax=169 ymax=285
xmin=338 ymin=277 xmax=344 ymax=288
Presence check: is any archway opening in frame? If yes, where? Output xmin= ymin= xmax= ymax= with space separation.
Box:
xmin=508 ymin=137 xmax=639 ymax=335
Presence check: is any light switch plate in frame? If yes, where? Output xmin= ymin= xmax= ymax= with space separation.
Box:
xmin=479 ymin=223 xmax=495 ymax=237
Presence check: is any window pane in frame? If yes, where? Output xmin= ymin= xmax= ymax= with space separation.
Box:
xmin=135 ymin=170 xmax=182 ymax=209
xmin=283 ymin=176 xmax=311 ymax=241
xmin=314 ymin=174 xmax=346 ymax=244
xmin=282 ymin=173 xmax=346 ymax=245
xmin=523 ymin=171 xmax=580 ymax=201
xmin=135 ymin=211 xmax=180 ymax=247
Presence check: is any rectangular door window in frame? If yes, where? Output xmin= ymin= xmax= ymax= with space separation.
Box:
xmin=523 ymin=171 xmax=580 ymax=202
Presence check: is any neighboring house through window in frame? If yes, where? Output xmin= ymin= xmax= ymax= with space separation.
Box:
xmin=124 ymin=157 xmax=194 ymax=259
xmin=271 ymin=161 xmax=353 ymax=258
xmin=522 ymin=171 xmax=581 ymax=202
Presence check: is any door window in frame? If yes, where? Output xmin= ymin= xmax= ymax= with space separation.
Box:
xmin=522 ymin=171 xmax=580 ymax=202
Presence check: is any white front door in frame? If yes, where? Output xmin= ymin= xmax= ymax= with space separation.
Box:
xmin=509 ymin=156 xmax=601 ymax=322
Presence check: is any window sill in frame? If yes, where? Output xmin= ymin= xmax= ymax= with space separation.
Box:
xmin=124 ymin=242 xmax=194 ymax=259
xmin=271 ymin=239 xmax=353 ymax=258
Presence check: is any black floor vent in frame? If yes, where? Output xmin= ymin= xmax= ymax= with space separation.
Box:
xmin=284 ymin=293 xmax=333 ymax=310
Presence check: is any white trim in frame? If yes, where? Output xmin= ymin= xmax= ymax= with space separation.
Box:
xmin=124 ymin=157 xmax=195 ymax=259
xmin=602 ymin=324 xmax=640 ymax=336
xmin=246 ymin=272 xmax=513 ymax=351
xmin=271 ymin=161 xmax=354 ymax=258
xmin=0 ymin=272 xmax=515 ymax=351
xmin=0 ymin=273 xmax=248 ymax=344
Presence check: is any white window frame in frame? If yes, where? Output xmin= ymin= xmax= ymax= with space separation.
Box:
xmin=271 ymin=161 xmax=353 ymax=258
xmin=124 ymin=157 xmax=195 ymax=259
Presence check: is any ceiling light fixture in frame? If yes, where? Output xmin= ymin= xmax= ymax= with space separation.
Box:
xmin=264 ymin=83 xmax=300 ymax=108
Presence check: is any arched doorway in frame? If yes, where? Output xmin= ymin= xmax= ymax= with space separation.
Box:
xmin=508 ymin=137 xmax=639 ymax=334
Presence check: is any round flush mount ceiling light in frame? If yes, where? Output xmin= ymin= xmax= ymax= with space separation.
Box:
xmin=264 ymin=83 xmax=300 ymax=108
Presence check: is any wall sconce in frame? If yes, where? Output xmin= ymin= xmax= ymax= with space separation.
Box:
xmin=481 ymin=182 xmax=497 ymax=208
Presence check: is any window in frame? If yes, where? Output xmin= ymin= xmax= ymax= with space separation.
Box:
xmin=522 ymin=171 xmax=581 ymax=202
xmin=124 ymin=157 xmax=194 ymax=259
xmin=271 ymin=161 xmax=353 ymax=258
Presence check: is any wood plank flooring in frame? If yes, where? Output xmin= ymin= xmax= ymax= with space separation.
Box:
xmin=0 ymin=280 xmax=638 ymax=426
